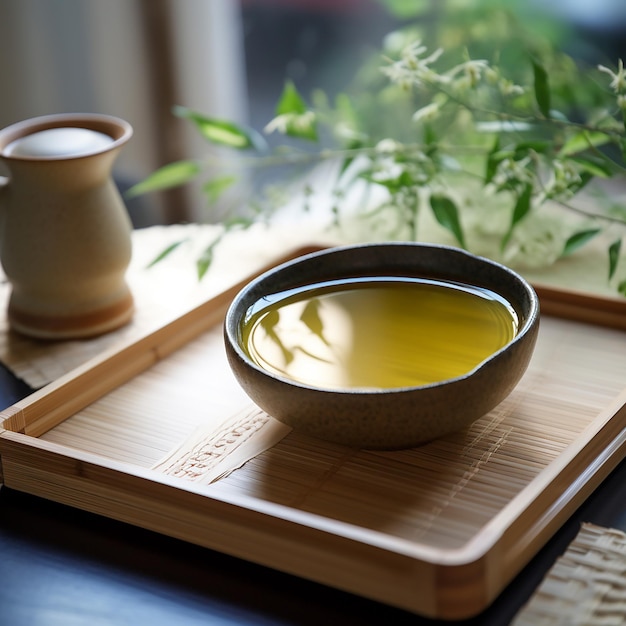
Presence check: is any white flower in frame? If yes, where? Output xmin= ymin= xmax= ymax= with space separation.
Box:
xmin=446 ymin=59 xmax=489 ymax=89
xmin=489 ymin=156 xmax=534 ymax=191
xmin=381 ymin=63 xmax=415 ymax=90
xmin=598 ymin=59 xmax=626 ymax=93
xmin=498 ymin=79 xmax=525 ymax=97
xmin=264 ymin=114 xmax=290 ymax=135
xmin=381 ymin=40 xmax=445 ymax=89
xmin=484 ymin=66 xmax=500 ymax=85
xmin=502 ymin=218 xmax=565 ymax=270
xmin=264 ymin=111 xmax=316 ymax=135
xmin=375 ymin=138 xmax=401 ymax=154
xmin=482 ymin=65 xmax=524 ymax=96
xmin=412 ymin=102 xmax=440 ymax=123
xmin=401 ymin=41 xmax=444 ymax=68
xmin=335 ymin=121 xmax=367 ymax=142
xmin=544 ymin=160 xmax=582 ymax=200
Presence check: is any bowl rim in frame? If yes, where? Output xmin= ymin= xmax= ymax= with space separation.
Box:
xmin=224 ymin=242 xmax=540 ymax=396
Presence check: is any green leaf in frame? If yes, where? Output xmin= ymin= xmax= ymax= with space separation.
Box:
xmin=559 ymin=131 xmax=612 ymax=156
xmin=421 ymin=123 xmax=440 ymax=162
xmin=513 ymin=140 xmax=552 ymax=157
xmin=223 ymin=215 xmax=255 ymax=230
xmin=567 ymin=156 xmax=613 ymax=179
xmin=174 ymin=106 xmax=266 ymax=150
xmin=276 ymin=80 xmax=308 ymax=115
xmin=609 ymin=238 xmax=622 ymax=280
xmin=423 ymin=123 xmax=437 ymax=146
xmin=501 ymin=183 xmax=533 ymax=250
xmin=429 ymin=194 xmax=466 ymax=248
xmin=196 ymin=244 xmax=216 ymax=280
xmin=146 ymin=239 xmax=187 ymax=269
xmin=618 ymin=280 xmax=626 ymax=297
xmin=339 ymin=155 xmax=355 ymax=179
xmin=202 ymin=175 xmax=237 ymax=204
xmin=532 ymin=59 xmax=551 ymax=118
xmin=337 ymin=138 xmax=364 ymax=181
xmin=511 ymin=184 xmax=533 ymax=224
xmin=490 ymin=149 xmax=516 ymax=162
xmin=562 ymin=228 xmax=601 ymax=257
xmin=125 ymin=160 xmax=201 ymax=198
xmin=335 ymin=92 xmax=359 ymax=128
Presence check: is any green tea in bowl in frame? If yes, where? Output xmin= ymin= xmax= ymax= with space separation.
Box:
xmin=240 ymin=276 xmax=519 ymax=390
xmin=224 ymin=243 xmax=539 ymax=450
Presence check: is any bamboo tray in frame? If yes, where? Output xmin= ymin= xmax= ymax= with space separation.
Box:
xmin=1 ymin=246 xmax=626 ymax=620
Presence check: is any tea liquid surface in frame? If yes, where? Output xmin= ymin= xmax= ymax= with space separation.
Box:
xmin=241 ymin=277 xmax=518 ymax=390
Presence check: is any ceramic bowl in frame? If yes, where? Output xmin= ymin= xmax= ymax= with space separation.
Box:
xmin=224 ymin=243 xmax=540 ymax=449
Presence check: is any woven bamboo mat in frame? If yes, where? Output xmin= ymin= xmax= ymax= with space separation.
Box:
xmin=513 ymin=523 xmax=626 ymax=625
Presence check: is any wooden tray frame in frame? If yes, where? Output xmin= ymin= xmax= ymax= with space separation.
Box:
xmin=1 ymin=245 xmax=626 ymax=620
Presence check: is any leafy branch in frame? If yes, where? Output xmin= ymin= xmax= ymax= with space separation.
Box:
xmin=128 ymin=11 xmax=626 ymax=296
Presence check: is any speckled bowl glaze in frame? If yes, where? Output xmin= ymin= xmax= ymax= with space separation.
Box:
xmin=224 ymin=243 xmax=540 ymax=450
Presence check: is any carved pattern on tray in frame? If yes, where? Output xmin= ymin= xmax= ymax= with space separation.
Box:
xmin=151 ymin=406 xmax=290 ymax=484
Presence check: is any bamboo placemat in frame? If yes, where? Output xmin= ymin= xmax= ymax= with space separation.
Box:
xmin=513 ymin=523 xmax=626 ymax=625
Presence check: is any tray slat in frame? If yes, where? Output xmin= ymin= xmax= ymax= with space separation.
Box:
xmin=533 ymin=283 xmax=626 ymax=330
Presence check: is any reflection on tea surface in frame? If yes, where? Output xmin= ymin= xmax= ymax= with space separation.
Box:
xmin=241 ymin=277 xmax=518 ymax=390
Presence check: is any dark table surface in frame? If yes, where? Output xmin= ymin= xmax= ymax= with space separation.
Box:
xmin=2 ymin=363 xmax=626 ymax=626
